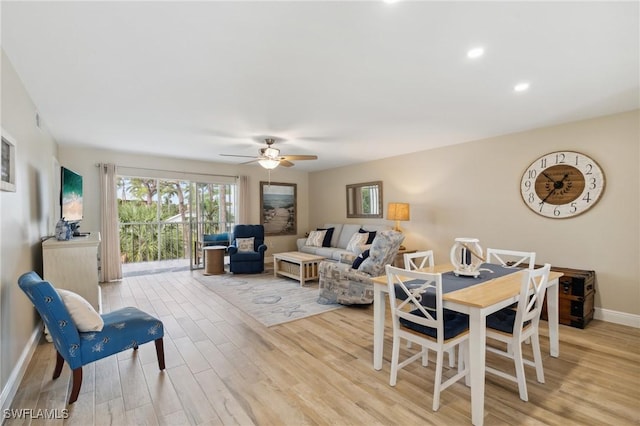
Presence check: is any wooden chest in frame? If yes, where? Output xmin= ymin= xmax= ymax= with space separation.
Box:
xmin=509 ymin=263 xmax=596 ymax=329
xmin=541 ymin=266 xmax=595 ymax=329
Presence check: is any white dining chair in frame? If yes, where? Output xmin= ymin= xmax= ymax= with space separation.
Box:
xmin=403 ymin=250 xmax=434 ymax=270
xmin=486 ymin=248 xmax=536 ymax=269
xmin=403 ymin=250 xmax=456 ymax=367
xmin=485 ymin=263 xmax=551 ymax=401
xmin=385 ymin=265 xmax=469 ymax=411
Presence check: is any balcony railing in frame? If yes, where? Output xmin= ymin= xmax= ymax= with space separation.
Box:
xmin=119 ymin=221 xmax=233 ymax=264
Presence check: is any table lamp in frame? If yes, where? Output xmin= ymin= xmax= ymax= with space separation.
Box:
xmin=387 ymin=202 xmax=410 ymax=232
xmin=388 ymin=202 xmax=410 ymax=250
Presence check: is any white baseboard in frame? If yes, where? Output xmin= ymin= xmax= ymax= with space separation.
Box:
xmin=1 ymin=325 xmax=42 ymax=414
xmin=594 ymin=307 xmax=640 ymax=328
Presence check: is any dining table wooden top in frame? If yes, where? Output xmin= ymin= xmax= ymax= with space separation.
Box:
xmin=372 ymin=263 xmax=563 ymax=309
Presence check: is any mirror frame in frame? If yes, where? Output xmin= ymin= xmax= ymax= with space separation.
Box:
xmin=346 ymin=181 xmax=383 ymax=218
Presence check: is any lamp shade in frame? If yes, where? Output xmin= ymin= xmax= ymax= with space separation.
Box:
xmin=388 ymin=202 xmax=410 ymax=233
xmin=387 ymin=203 xmax=410 ymax=221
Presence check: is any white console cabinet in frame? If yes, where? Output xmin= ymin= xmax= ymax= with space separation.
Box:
xmin=42 ymin=232 xmax=102 ymax=312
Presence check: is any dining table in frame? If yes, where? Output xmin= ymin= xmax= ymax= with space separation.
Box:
xmin=371 ymin=263 xmax=563 ymax=426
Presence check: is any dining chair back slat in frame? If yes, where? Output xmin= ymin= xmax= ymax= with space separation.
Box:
xmin=403 ymin=250 xmax=434 ymax=271
xmin=402 ymin=250 xmax=456 ymax=366
xmin=486 ymin=248 xmax=536 ymax=269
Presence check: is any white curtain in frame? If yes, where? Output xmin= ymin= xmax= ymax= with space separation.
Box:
xmin=99 ymin=163 xmax=122 ymax=282
xmin=237 ymin=175 xmax=249 ymax=224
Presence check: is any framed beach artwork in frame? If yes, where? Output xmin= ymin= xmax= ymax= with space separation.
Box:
xmin=260 ymin=181 xmax=297 ymax=236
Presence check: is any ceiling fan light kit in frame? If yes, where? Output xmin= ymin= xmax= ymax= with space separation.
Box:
xmin=221 ymin=137 xmax=318 ymax=170
xmin=258 ymin=158 xmax=280 ymax=169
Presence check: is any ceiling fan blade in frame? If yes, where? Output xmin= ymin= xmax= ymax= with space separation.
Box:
xmin=279 ymin=160 xmax=295 ymax=167
xmin=220 ymin=154 xmax=258 ymax=159
xmin=281 ymin=155 xmax=318 ymax=161
xmin=241 ymin=159 xmax=260 ymax=165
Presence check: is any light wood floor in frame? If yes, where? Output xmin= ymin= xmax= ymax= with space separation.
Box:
xmin=6 ymin=269 xmax=640 ymax=426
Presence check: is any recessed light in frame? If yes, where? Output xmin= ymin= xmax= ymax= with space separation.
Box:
xmin=467 ymin=47 xmax=485 ymax=59
xmin=383 ymin=0 xmax=400 ymax=4
xmin=514 ymin=82 xmax=530 ymax=92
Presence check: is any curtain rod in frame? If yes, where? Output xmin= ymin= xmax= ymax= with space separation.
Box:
xmin=95 ymin=163 xmax=238 ymax=179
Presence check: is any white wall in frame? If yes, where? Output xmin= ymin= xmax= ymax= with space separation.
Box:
xmin=57 ymin=146 xmax=310 ymax=258
xmin=1 ymin=51 xmax=59 ymax=400
xmin=309 ymin=110 xmax=640 ymax=319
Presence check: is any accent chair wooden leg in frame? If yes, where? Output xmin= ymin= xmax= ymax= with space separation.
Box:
xmin=53 ymin=351 xmax=64 ymax=379
xmin=155 ymin=338 xmax=166 ymax=370
xmin=69 ymin=367 xmax=83 ymax=404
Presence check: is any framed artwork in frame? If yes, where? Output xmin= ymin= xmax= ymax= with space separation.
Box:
xmin=260 ymin=181 xmax=297 ymax=236
xmin=1 ymin=129 xmax=17 ymax=192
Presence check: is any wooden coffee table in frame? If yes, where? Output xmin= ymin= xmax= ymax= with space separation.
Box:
xmin=273 ymin=251 xmax=326 ymax=286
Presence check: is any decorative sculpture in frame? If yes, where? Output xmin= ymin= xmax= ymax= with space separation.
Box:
xmin=450 ymin=237 xmax=484 ymax=277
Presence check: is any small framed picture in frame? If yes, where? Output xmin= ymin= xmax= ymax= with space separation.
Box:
xmin=1 ymin=130 xmax=16 ymax=192
xmin=260 ymin=181 xmax=297 ymax=236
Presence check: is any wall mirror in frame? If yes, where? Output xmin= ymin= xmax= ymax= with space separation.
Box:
xmin=346 ymin=181 xmax=383 ymax=218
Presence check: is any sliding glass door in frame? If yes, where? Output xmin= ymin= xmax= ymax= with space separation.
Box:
xmin=117 ymin=175 xmax=236 ymax=272
xmin=189 ymin=181 xmax=236 ymax=269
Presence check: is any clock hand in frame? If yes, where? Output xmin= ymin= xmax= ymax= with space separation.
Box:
xmin=541 ymin=172 xmax=555 ymax=183
xmin=541 ymin=174 xmax=570 ymax=204
xmin=541 ymin=188 xmax=556 ymax=204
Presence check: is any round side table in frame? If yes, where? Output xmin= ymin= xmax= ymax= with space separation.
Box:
xmin=203 ymin=245 xmax=226 ymax=275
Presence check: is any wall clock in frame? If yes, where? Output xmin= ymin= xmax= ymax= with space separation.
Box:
xmin=520 ymin=151 xmax=605 ymax=219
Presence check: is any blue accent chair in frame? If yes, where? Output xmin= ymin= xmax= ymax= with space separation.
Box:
xmin=228 ymin=224 xmax=267 ymax=274
xmin=18 ymin=271 xmax=165 ymax=404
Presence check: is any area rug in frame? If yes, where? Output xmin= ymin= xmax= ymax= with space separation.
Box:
xmin=194 ymin=269 xmax=344 ymax=327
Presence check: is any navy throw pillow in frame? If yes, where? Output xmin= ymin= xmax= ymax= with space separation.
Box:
xmin=352 ymin=249 xmax=370 ymax=269
xmin=317 ymin=227 xmax=334 ymax=247
xmin=359 ymin=228 xmax=377 ymax=244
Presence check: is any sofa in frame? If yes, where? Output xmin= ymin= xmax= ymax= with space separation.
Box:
xmin=296 ymin=223 xmax=392 ymax=262
xmin=317 ymin=230 xmax=405 ymax=305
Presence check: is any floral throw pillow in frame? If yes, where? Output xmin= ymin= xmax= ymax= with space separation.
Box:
xmin=305 ymin=230 xmax=327 ymax=247
xmin=236 ymin=237 xmax=255 ymax=253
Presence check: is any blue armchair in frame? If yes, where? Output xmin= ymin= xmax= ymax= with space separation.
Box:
xmin=18 ymin=271 xmax=165 ymax=404
xmin=228 ymin=224 xmax=267 ymax=274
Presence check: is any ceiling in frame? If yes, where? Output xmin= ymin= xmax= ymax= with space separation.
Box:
xmin=2 ymin=1 xmax=638 ymax=172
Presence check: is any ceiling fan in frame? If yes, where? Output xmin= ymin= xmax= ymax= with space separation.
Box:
xmin=220 ymin=138 xmax=318 ymax=169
